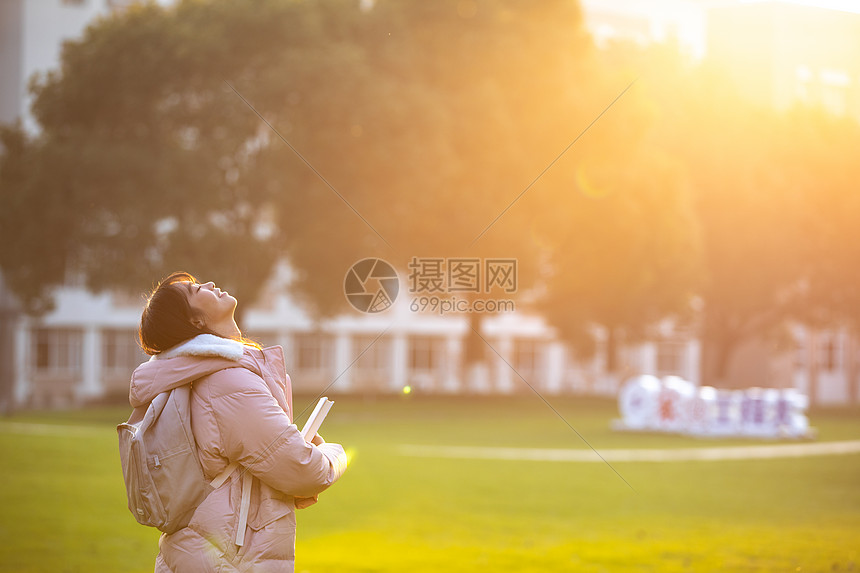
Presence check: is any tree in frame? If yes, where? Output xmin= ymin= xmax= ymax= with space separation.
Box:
xmin=0 ymin=0 xmax=316 ymax=316
xmin=523 ymin=39 xmax=701 ymax=375
xmin=260 ymin=0 xmax=601 ymax=373
xmin=534 ymin=136 xmax=702 ymax=374
xmin=1 ymin=0 xmax=603 ymax=370
xmin=655 ymin=65 xmax=827 ymax=387
xmin=778 ymin=108 xmax=860 ymax=403
xmin=779 ymin=109 xmax=860 ymax=329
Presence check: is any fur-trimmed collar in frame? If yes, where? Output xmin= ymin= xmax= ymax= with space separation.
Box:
xmin=153 ymin=333 xmax=245 ymax=361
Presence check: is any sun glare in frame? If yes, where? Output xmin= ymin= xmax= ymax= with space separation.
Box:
xmin=765 ymin=0 xmax=860 ymax=13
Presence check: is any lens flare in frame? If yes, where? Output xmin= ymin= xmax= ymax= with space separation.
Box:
xmin=576 ymin=163 xmax=610 ymax=199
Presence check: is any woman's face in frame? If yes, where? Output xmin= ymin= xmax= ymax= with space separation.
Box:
xmin=182 ymin=281 xmax=237 ymax=327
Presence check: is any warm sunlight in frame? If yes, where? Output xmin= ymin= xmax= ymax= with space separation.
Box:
xmin=775 ymin=0 xmax=860 ymax=13
xmin=3 ymin=1 xmax=860 ymax=571
xmin=705 ymin=0 xmax=860 ymax=116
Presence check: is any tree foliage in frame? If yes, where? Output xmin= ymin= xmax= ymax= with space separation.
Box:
xmin=532 ymin=44 xmax=702 ymax=371
xmin=6 ymin=0 xmax=855 ymax=391
xmin=0 ymin=0 xmax=599 ymax=325
xmin=651 ymin=57 xmax=860 ymax=385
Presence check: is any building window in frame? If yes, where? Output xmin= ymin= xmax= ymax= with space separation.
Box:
xmin=656 ymin=340 xmax=685 ymax=376
xmin=821 ymin=336 xmax=838 ymax=371
xmin=354 ymin=335 xmax=390 ymax=372
xmin=793 ymin=337 xmax=806 ymax=370
xmin=294 ymin=332 xmax=332 ymax=371
xmin=30 ymin=328 xmax=83 ymax=375
xmin=409 ymin=336 xmax=444 ymax=372
xmin=513 ymin=339 xmax=541 ymax=378
xmin=103 ymin=329 xmax=145 ymax=373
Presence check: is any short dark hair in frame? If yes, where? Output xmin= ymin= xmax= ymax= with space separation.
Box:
xmin=138 ymin=271 xmax=214 ymax=355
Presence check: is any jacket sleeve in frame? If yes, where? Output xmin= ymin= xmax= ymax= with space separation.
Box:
xmin=203 ymin=368 xmax=347 ymax=498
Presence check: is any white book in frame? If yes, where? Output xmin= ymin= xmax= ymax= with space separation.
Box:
xmin=300 ymin=397 xmax=334 ymax=442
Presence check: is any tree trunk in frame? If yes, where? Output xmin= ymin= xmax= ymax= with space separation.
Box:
xmin=849 ymin=333 xmax=859 ymax=406
xmin=701 ymin=330 xmax=738 ymax=388
xmin=712 ymin=336 xmax=734 ymax=387
xmin=605 ymin=326 xmax=619 ymax=373
xmin=0 ymin=279 xmax=20 ymax=414
xmin=0 ymin=309 xmax=15 ymax=414
xmin=808 ymin=329 xmax=818 ymax=407
xmin=463 ymin=311 xmax=484 ymax=366
xmin=459 ymin=310 xmax=488 ymax=393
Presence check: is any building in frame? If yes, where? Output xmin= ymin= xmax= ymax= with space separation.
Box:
xmin=707 ymin=0 xmax=860 ymax=119
xmin=0 ymin=0 xmax=144 ymax=132
xmin=579 ymin=0 xmax=715 ymax=60
xmin=580 ymin=0 xmax=860 ymax=120
xmin=9 ymin=265 xmax=705 ymax=408
xmin=792 ymin=326 xmax=860 ymax=404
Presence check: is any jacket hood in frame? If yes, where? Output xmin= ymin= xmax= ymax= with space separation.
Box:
xmin=129 ymin=334 xmax=247 ymax=408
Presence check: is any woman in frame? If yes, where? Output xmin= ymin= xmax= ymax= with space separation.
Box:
xmin=130 ymin=271 xmax=347 ymax=572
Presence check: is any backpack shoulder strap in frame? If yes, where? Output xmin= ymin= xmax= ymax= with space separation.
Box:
xmin=210 ymin=461 xmax=238 ymax=488
xmin=208 ymin=461 xmax=252 ymax=546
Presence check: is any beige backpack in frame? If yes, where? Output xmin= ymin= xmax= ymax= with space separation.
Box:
xmin=117 ymin=385 xmax=238 ymax=535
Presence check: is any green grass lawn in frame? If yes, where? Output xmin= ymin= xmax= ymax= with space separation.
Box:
xmin=1 ymin=394 xmax=858 ymax=572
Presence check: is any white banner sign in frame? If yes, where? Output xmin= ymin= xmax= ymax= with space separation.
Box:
xmin=612 ymin=375 xmax=813 ymax=439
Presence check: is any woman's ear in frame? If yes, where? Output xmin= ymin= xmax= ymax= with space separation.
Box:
xmin=190 ymin=315 xmax=207 ymax=330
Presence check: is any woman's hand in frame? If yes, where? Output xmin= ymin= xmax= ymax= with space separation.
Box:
xmin=297 ymin=435 xmax=324 ymax=508
xmin=294 ymin=495 xmax=319 ymax=509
